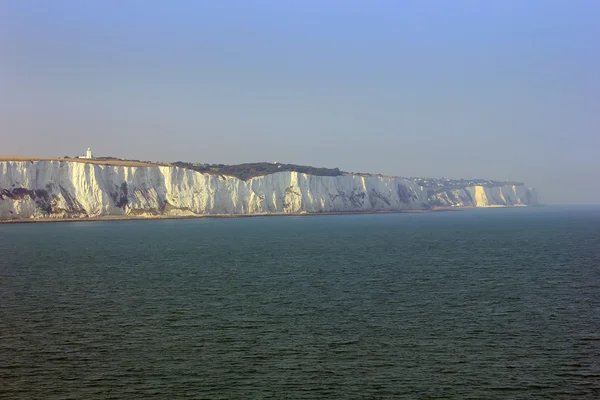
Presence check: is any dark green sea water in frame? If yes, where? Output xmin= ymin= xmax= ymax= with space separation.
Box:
xmin=1 ymin=207 xmax=599 ymax=399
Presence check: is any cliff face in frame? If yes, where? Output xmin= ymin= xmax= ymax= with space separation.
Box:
xmin=0 ymin=161 xmax=538 ymax=220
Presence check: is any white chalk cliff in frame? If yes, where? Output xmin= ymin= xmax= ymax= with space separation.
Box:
xmin=0 ymin=161 xmax=538 ymax=220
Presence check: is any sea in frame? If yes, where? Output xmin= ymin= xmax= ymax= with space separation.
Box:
xmin=1 ymin=207 xmax=599 ymax=399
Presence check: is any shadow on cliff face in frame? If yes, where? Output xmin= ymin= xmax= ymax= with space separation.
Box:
xmin=109 ymin=182 xmax=129 ymax=208
xmin=368 ymin=188 xmax=391 ymax=208
xmin=1 ymin=186 xmax=91 ymax=216
xmin=1 ymin=188 xmax=52 ymax=214
xmin=57 ymin=185 xmax=87 ymax=215
xmin=396 ymin=184 xmax=418 ymax=204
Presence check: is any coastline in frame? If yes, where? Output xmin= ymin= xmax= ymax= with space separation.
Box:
xmin=0 ymin=208 xmax=461 ymax=225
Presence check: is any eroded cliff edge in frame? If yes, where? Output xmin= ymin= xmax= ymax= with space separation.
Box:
xmin=0 ymin=161 xmax=538 ymax=220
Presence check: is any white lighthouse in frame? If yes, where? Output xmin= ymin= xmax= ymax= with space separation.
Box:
xmin=78 ymin=148 xmax=94 ymax=159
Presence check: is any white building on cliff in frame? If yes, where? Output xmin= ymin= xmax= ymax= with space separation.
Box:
xmin=78 ymin=148 xmax=94 ymax=159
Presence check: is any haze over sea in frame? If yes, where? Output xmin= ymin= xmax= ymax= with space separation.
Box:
xmin=1 ymin=207 xmax=599 ymax=399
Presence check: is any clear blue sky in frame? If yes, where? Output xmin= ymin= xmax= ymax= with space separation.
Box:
xmin=1 ymin=1 xmax=598 ymax=204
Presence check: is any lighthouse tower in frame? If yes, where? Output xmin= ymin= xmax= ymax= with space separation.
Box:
xmin=86 ymin=148 xmax=93 ymax=159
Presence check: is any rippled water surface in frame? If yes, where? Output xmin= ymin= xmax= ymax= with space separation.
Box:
xmin=1 ymin=207 xmax=600 ymax=399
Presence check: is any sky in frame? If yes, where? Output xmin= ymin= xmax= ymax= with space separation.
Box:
xmin=1 ymin=1 xmax=599 ymax=204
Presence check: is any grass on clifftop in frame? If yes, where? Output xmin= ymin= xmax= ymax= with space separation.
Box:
xmin=0 ymin=156 xmax=344 ymax=180
xmin=0 ymin=156 xmax=524 ymax=187
xmin=172 ymin=162 xmax=343 ymax=181
xmin=0 ymin=156 xmax=163 ymax=167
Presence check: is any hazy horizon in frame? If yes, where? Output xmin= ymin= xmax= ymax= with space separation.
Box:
xmin=1 ymin=1 xmax=598 ymax=204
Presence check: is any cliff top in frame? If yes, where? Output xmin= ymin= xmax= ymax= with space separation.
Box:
xmin=0 ymin=156 xmax=164 ymax=167
xmin=0 ymin=156 xmax=524 ymax=188
xmin=171 ymin=161 xmax=343 ymax=181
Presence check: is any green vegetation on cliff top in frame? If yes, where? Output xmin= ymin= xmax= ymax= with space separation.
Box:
xmin=171 ymin=161 xmax=343 ymax=181
xmin=170 ymin=161 xmax=524 ymax=187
